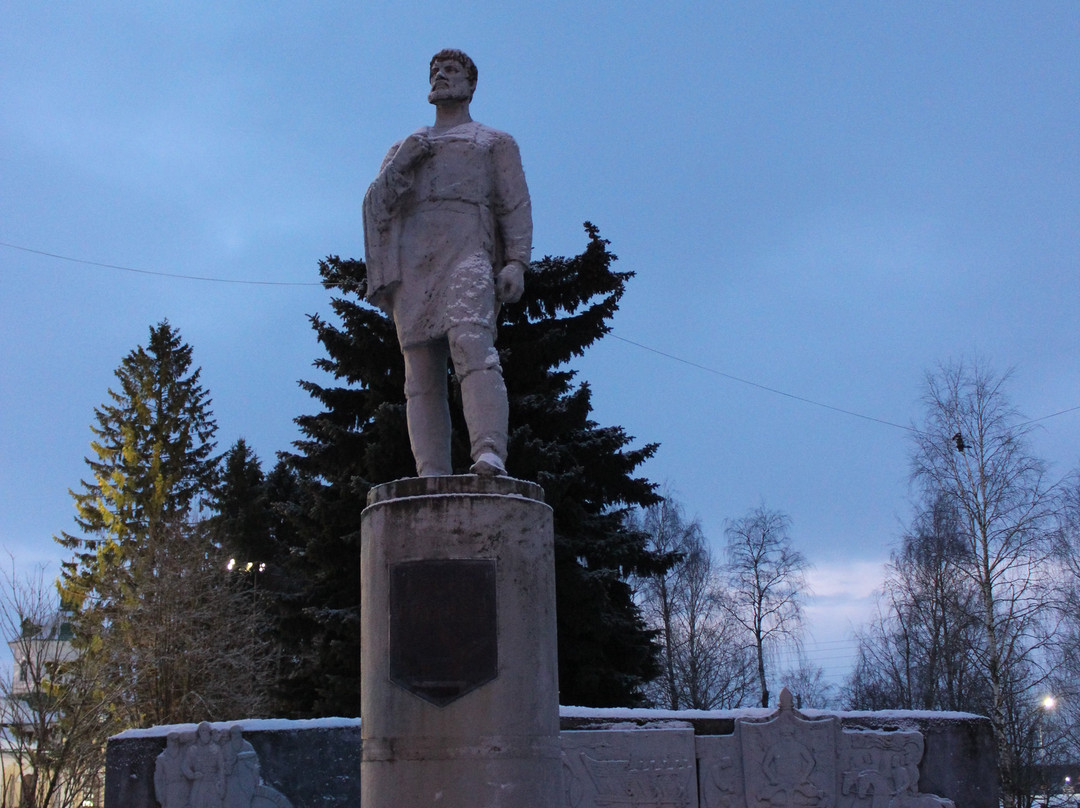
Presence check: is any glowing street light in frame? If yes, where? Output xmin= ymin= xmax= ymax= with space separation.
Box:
xmin=1036 ymin=693 xmax=1060 ymax=808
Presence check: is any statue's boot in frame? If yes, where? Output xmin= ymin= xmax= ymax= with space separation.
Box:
xmin=447 ymin=324 xmax=509 ymax=476
xmin=458 ymin=367 xmax=509 ymax=476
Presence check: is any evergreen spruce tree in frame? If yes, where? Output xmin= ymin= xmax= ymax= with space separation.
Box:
xmin=54 ymin=322 xmax=271 ymax=726
xmin=211 ymin=439 xmax=273 ymax=564
xmin=289 ymin=224 xmax=669 ymax=712
xmin=57 ymin=321 xmax=218 ymax=615
xmin=209 ymin=442 xmax=312 ymax=717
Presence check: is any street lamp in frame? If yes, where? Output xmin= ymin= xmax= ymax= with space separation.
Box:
xmin=1039 ymin=695 xmax=1057 ymax=808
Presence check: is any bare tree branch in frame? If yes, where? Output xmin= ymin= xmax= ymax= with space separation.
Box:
xmin=630 ymin=495 xmax=755 ymax=710
xmin=0 ymin=558 xmax=121 ymax=808
xmin=723 ymin=504 xmax=809 ymax=708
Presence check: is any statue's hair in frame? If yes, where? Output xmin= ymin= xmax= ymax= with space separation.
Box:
xmin=430 ymin=49 xmax=478 ymax=88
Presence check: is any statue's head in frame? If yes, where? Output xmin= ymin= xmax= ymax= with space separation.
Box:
xmin=429 ymin=48 xmax=477 ymax=104
xmin=196 ymin=721 xmax=212 ymax=744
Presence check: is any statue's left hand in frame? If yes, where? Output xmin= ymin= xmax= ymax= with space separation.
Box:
xmin=496 ymin=261 xmax=525 ymax=304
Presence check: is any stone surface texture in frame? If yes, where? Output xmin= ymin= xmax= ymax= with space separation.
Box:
xmin=363 ymin=49 xmax=531 ymax=477
xmin=563 ymin=698 xmax=997 ymax=808
xmin=693 ymin=690 xmax=952 ymax=808
xmin=106 ymin=705 xmax=997 ymax=808
xmin=360 ymin=474 xmax=559 ymax=808
xmin=562 ymin=724 xmax=698 ymax=808
xmin=107 ymin=719 xmax=359 ymax=808
xmin=150 ymin=723 xmax=290 ymax=808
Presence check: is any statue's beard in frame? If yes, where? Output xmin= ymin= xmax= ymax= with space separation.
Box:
xmin=428 ymin=86 xmax=471 ymax=105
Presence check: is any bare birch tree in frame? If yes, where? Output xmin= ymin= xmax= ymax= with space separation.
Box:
xmin=781 ymin=655 xmax=836 ymax=709
xmin=722 ymin=504 xmax=808 ymax=708
xmin=911 ymin=360 xmax=1060 ymax=806
xmin=1047 ymin=473 xmax=1080 ymax=765
xmin=632 ymin=497 xmax=754 ymax=710
xmin=0 ymin=562 xmax=120 ymax=808
xmin=673 ymin=538 xmax=756 ymax=709
xmin=846 ymin=492 xmax=986 ymax=712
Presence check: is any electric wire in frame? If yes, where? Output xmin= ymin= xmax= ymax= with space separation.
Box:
xmin=0 ymin=240 xmax=322 ymax=287
xmin=609 ymin=334 xmax=1080 ymax=434
xmin=4 ymin=238 xmax=1077 ymax=432
xmin=610 ymin=334 xmax=916 ymax=432
xmin=1018 ymin=405 xmax=1080 ymax=427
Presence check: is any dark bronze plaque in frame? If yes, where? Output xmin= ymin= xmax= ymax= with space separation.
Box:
xmin=389 ymin=559 xmax=498 ymax=706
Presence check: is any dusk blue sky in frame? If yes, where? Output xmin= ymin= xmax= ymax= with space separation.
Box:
xmin=2 ymin=2 xmax=1078 ymax=685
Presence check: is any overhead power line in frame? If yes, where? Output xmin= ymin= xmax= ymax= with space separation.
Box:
xmin=1018 ymin=405 xmax=1080 ymax=427
xmin=610 ymin=334 xmax=916 ymax=433
xmin=611 ymin=335 xmax=1080 ymax=434
xmin=0 ymin=240 xmax=322 ymax=287
xmin=4 ymin=239 xmax=1077 ymax=432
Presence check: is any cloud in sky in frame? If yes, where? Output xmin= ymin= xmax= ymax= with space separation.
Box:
xmin=800 ymin=559 xmax=888 ymax=687
xmin=808 ymin=560 xmax=888 ymax=602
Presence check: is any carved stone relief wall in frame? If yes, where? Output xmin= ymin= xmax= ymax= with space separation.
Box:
xmin=566 ymin=690 xmax=957 ymax=808
xmin=105 ymin=702 xmax=991 ymax=808
xmin=153 ymin=723 xmax=293 ymax=808
xmin=562 ymin=726 xmax=699 ymax=808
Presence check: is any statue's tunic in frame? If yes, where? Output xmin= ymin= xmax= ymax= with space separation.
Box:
xmin=363 ymin=121 xmax=531 ymax=350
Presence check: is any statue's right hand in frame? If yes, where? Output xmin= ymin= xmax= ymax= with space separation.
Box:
xmin=393 ymin=134 xmax=432 ymax=171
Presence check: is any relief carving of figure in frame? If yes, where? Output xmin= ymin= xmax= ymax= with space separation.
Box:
xmin=363 ymin=49 xmax=532 ymax=478
xmin=759 ymin=725 xmax=823 ymax=807
xmin=153 ymin=724 xmax=292 ymax=808
xmin=182 ymin=722 xmax=226 ymax=808
xmin=223 ymin=725 xmax=260 ymax=808
xmin=700 ymin=751 xmax=739 ymax=808
xmin=154 ymin=733 xmax=189 ymax=808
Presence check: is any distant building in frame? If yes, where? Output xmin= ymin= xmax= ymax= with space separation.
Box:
xmin=2 ymin=606 xmax=100 ymax=807
xmin=8 ymin=609 xmax=76 ymax=699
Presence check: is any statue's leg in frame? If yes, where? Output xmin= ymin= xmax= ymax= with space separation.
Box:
xmin=447 ymin=324 xmax=508 ymax=475
xmin=403 ymin=341 xmax=453 ymax=476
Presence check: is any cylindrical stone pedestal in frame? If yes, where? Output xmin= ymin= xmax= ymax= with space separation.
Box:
xmin=360 ymin=475 xmax=559 ymax=808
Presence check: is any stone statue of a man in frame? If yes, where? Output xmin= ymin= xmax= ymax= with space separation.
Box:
xmin=363 ymin=49 xmax=531 ymax=477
